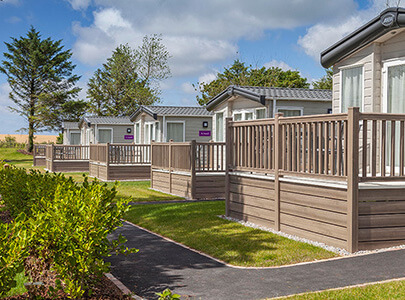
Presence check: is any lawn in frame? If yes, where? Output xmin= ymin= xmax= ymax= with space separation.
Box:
xmin=124 ymin=201 xmax=338 ymax=267
xmin=0 ymin=147 xmax=181 ymax=203
xmin=274 ymin=280 xmax=405 ymax=299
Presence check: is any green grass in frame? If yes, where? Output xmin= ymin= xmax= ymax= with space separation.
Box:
xmin=125 ymin=201 xmax=338 ymax=267
xmin=0 ymin=147 xmax=181 ymax=203
xmin=274 ymin=280 xmax=405 ymax=299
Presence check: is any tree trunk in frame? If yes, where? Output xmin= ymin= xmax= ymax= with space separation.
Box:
xmin=27 ymin=95 xmax=35 ymax=153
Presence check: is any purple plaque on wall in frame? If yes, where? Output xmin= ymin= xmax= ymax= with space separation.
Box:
xmin=124 ymin=135 xmax=134 ymax=140
xmin=199 ymin=131 xmax=211 ymax=137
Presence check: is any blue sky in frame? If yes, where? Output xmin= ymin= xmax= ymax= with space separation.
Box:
xmin=0 ymin=0 xmax=390 ymax=134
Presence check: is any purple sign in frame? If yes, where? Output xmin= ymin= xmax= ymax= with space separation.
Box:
xmin=199 ymin=130 xmax=211 ymax=137
xmin=124 ymin=135 xmax=134 ymax=140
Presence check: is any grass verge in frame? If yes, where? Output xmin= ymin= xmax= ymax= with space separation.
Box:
xmin=273 ymin=279 xmax=405 ymax=299
xmin=124 ymin=201 xmax=338 ymax=267
xmin=0 ymin=148 xmax=181 ymax=203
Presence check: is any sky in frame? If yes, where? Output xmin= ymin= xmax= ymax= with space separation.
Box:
xmin=0 ymin=0 xmax=394 ymax=134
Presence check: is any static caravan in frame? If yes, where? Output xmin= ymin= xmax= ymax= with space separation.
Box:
xmin=79 ymin=116 xmax=134 ymax=145
xmin=205 ymin=85 xmax=332 ymax=141
xmin=321 ymin=7 xmax=405 ymax=115
xmin=62 ymin=122 xmax=81 ymax=145
xmin=130 ymin=105 xmax=213 ymax=143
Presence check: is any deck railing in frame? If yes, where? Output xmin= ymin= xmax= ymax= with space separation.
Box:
xmin=46 ymin=145 xmax=89 ymax=161
xmin=227 ymin=107 xmax=405 ymax=182
xmin=151 ymin=141 xmax=226 ymax=173
xmin=89 ymin=144 xmax=151 ymax=165
xmin=33 ymin=144 xmax=47 ymax=157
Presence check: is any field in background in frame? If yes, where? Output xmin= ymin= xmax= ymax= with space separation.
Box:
xmin=0 ymin=134 xmax=58 ymax=144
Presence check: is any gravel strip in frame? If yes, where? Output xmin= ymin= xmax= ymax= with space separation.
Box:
xmin=220 ymin=215 xmax=405 ymax=256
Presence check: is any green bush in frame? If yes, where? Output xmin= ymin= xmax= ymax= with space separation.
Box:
xmin=0 ymin=165 xmax=136 ymax=298
xmin=0 ymin=215 xmax=30 ymax=297
xmin=0 ymin=136 xmax=26 ymax=149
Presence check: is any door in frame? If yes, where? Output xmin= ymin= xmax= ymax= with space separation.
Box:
xmin=98 ymin=129 xmax=112 ymax=143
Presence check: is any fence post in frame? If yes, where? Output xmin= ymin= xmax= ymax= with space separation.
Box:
xmin=190 ymin=140 xmax=197 ymax=199
xmin=33 ymin=145 xmax=36 ymax=166
xmin=274 ymin=113 xmax=283 ymax=231
xmin=347 ymin=107 xmax=360 ymax=253
xmin=106 ymin=143 xmax=110 ymax=181
xmin=169 ymin=139 xmax=173 ymax=194
xmin=225 ymin=117 xmax=233 ymax=216
xmin=51 ymin=144 xmax=55 ymax=172
xmin=150 ymin=141 xmax=154 ymax=189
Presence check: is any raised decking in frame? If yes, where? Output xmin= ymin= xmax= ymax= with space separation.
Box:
xmin=89 ymin=144 xmax=151 ymax=181
xmin=225 ymin=108 xmax=405 ymax=252
xmin=45 ymin=145 xmax=89 ymax=172
xmin=151 ymin=141 xmax=226 ymax=199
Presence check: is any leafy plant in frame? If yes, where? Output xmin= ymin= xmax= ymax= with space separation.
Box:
xmin=156 ymin=288 xmax=181 ymax=300
xmin=0 ymin=215 xmax=30 ymax=297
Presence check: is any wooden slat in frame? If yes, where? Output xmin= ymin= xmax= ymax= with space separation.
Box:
xmin=229 ymin=201 xmax=275 ymax=220
xmin=391 ymin=120 xmax=395 ymax=176
xmin=381 ymin=120 xmax=386 ymax=176
xmin=371 ymin=120 xmax=377 ymax=177
xmin=359 ymin=214 xmax=405 ymax=228
xmin=362 ymin=120 xmax=367 ymax=177
xmin=280 ymin=181 xmax=347 ymax=200
xmin=359 ymin=201 xmax=405 ymax=215
xmin=359 ymin=227 xmax=405 ymax=242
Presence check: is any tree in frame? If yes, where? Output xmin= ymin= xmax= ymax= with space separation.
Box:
xmin=195 ymin=60 xmax=310 ymax=105
xmin=87 ymin=35 xmax=171 ymax=116
xmin=0 ymin=27 xmax=82 ymax=152
xmin=312 ymin=69 xmax=333 ymax=90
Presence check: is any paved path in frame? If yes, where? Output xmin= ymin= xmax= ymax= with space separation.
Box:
xmin=107 ymin=222 xmax=405 ymax=300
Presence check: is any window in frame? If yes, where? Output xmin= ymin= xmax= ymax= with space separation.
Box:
xmin=277 ymin=109 xmax=302 ymax=117
xmin=341 ymin=66 xmax=363 ymax=112
xmin=98 ymin=129 xmax=112 ymax=143
xmin=144 ymin=123 xmax=156 ymax=143
xmin=245 ymin=112 xmax=253 ymax=120
xmin=135 ymin=123 xmax=140 ymax=144
xmin=233 ymin=113 xmax=242 ymax=121
xmin=215 ymin=112 xmax=224 ymax=142
xmin=256 ymin=108 xmax=266 ymax=119
xmin=166 ymin=122 xmax=184 ymax=142
xmin=70 ymin=132 xmax=81 ymax=145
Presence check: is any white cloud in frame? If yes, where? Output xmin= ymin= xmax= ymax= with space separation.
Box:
xmin=264 ymin=60 xmax=294 ymax=71
xmin=298 ymin=0 xmax=387 ymax=61
xmin=71 ymin=0 xmax=361 ymax=78
xmin=5 ymin=16 xmax=22 ymax=24
xmin=181 ymin=82 xmax=196 ymax=94
xmin=198 ymin=72 xmax=217 ymax=85
xmin=67 ymin=0 xmax=92 ymax=10
xmin=1 ymin=0 xmax=20 ymax=5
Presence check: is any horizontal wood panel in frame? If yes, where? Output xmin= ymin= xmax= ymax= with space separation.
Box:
xmin=230 ymin=192 xmax=275 ymax=209
xmin=195 ymin=192 xmax=225 ymax=199
xmin=280 ymin=213 xmax=347 ymax=240
xmin=228 ymin=210 xmax=275 ymax=229
xmin=359 ymin=201 xmax=405 ymax=215
xmin=358 ymin=239 xmax=405 ymax=251
xmin=359 ymin=214 xmax=405 ymax=228
xmin=280 ymin=182 xmax=347 ymax=201
xmin=52 ymin=161 xmax=89 ymax=172
xmin=359 ymin=189 xmax=405 ymax=202
xmin=195 ymin=186 xmax=225 ymax=194
xmin=230 ymin=175 xmax=275 ymax=190
xmin=229 ymin=201 xmax=275 ymax=221
xmin=280 ymin=224 xmax=347 ymax=249
xmin=280 ymin=191 xmax=347 ymax=214
xmin=280 ymin=202 xmax=347 ymax=227
xmin=359 ymin=227 xmax=405 ymax=241
xmin=230 ymin=183 xmax=274 ymax=199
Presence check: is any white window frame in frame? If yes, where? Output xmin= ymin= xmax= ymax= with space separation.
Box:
xmin=276 ymin=106 xmax=304 ymax=116
xmin=70 ymin=132 xmax=81 ymax=145
xmin=214 ymin=109 xmax=226 ymax=142
xmin=86 ymin=128 xmax=92 ymax=145
xmin=134 ymin=121 xmax=141 ymax=144
xmin=98 ymin=128 xmax=113 ymax=144
xmin=165 ymin=121 xmax=185 ymax=142
xmin=255 ymin=107 xmax=267 ymax=119
xmin=382 ymin=58 xmax=405 ymax=113
xmin=339 ymin=64 xmax=365 ymax=113
xmin=144 ymin=122 xmax=158 ymax=143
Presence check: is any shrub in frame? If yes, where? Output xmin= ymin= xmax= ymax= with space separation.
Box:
xmin=0 ymin=215 xmax=30 ymax=297
xmin=0 ymin=165 xmax=137 ymax=298
xmin=0 ymin=136 xmax=26 ymax=149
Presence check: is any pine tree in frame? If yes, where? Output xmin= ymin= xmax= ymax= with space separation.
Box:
xmin=0 ymin=27 xmax=82 ymax=151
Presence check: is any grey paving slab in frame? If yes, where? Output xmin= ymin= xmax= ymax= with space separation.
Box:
xmin=106 ymin=222 xmax=405 ymax=300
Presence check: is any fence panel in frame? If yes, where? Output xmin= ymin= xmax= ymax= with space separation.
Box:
xmin=359 ymin=114 xmax=405 ymax=181
xmin=109 ymin=144 xmax=150 ymax=164
xmin=195 ymin=142 xmax=226 ymax=172
xmin=50 ymin=145 xmax=89 ymax=160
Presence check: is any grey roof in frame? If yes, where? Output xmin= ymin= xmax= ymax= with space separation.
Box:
xmin=206 ymin=85 xmax=332 ymax=111
xmin=62 ymin=121 xmax=79 ymax=129
xmin=321 ymin=7 xmax=405 ymax=68
xmin=82 ymin=116 xmax=133 ymax=125
xmin=130 ymin=105 xmax=212 ymax=121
